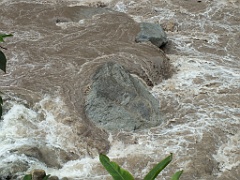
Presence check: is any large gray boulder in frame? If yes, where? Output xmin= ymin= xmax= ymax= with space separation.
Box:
xmin=135 ymin=22 xmax=168 ymax=48
xmin=85 ymin=62 xmax=162 ymax=131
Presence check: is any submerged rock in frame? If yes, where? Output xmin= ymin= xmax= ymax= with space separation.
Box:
xmin=136 ymin=22 xmax=168 ymax=48
xmin=48 ymin=176 xmax=59 ymax=180
xmin=10 ymin=145 xmax=79 ymax=168
xmin=0 ymin=160 xmax=29 ymax=179
xmin=85 ymin=62 xmax=162 ymax=131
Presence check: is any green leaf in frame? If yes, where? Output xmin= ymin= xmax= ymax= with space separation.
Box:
xmin=0 ymin=96 xmax=2 ymax=105
xmin=171 ymin=170 xmax=183 ymax=180
xmin=43 ymin=174 xmax=51 ymax=180
xmin=23 ymin=174 xmax=32 ymax=180
xmin=99 ymin=154 xmax=134 ymax=180
xmin=0 ymin=50 xmax=6 ymax=73
xmin=144 ymin=153 xmax=173 ymax=180
xmin=0 ymin=34 xmax=13 ymax=42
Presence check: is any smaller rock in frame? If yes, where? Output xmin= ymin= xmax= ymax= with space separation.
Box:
xmin=61 ymin=178 xmax=69 ymax=180
xmin=0 ymin=160 xmax=29 ymax=179
xmin=48 ymin=176 xmax=59 ymax=180
xmin=135 ymin=22 xmax=168 ymax=48
xmin=12 ymin=145 xmax=79 ymax=168
xmin=89 ymin=1 xmax=107 ymax=8
xmin=161 ymin=21 xmax=178 ymax=32
xmin=31 ymin=169 xmax=46 ymax=180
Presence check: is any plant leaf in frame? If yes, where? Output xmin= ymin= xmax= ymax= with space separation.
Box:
xmin=144 ymin=153 xmax=173 ymax=180
xmin=43 ymin=174 xmax=51 ymax=180
xmin=0 ymin=50 xmax=6 ymax=73
xmin=23 ymin=174 xmax=32 ymax=180
xmin=99 ymin=154 xmax=134 ymax=180
xmin=171 ymin=170 xmax=183 ymax=180
xmin=0 ymin=96 xmax=2 ymax=105
xmin=0 ymin=34 xmax=13 ymax=42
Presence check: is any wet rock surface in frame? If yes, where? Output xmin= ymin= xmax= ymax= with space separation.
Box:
xmin=31 ymin=169 xmax=46 ymax=180
xmin=135 ymin=22 xmax=168 ymax=47
xmin=85 ymin=62 xmax=162 ymax=131
xmin=0 ymin=160 xmax=29 ymax=179
xmin=11 ymin=145 xmax=79 ymax=168
xmin=48 ymin=176 xmax=59 ymax=180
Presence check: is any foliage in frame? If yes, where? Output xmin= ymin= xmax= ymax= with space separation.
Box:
xmin=23 ymin=174 xmax=32 ymax=180
xmin=22 ymin=154 xmax=182 ymax=180
xmin=0 ymin=33 xmax=12 ymax=73
xmin=0 ymin=50 xmax=7 ymax=73
xmin=171 ymin=170 xmax=184 ymax=180
xmin=43 ymin=174 xmax=50 ymax=180
xmin=0 ymin=33 xmax=13 ymax=119
xmin=99 ymin=154 xmax=134 ymax=180
xmin=144 ymin=153 xmax=173 ymax=180
xmin=100 ymin=153 xmax=183 ymax=180
xmin=0 ymin=33 xmax=13 ymax=43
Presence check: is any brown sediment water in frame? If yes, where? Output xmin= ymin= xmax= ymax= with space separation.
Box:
xmin=0 ymin=0 xmax=239 ymax=179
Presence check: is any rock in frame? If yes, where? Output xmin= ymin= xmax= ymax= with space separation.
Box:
xmin=85 ymin=62 xmax=162 ymax=131
xmin=31 ymin=169 xmax=46 ymax=180
xmin=61 ymin=178 xmax=69 ymax=180
xmin=0 ymin=160 xmax=29 ymax=180
xmin=37 ymin=146 xmax=78 ymax=168
xmin=48 ymin=176 xmax=59 ymax=180
xmin=161 ymin=21 xmax=178 ymax=32
xmin=135 ymin=22 xmax=168 ymax=48
xmin=89 ymin=1 xmax=107 ymax=8
xmin=11 ymin=145 xmax=79 ymax=168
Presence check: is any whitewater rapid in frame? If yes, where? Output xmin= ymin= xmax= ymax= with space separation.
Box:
xmin=0 ymin=0 xmax=239 ymax=179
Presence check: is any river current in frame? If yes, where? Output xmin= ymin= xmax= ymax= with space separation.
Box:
xmin=0 ymin=0 xmax=239 ymax=179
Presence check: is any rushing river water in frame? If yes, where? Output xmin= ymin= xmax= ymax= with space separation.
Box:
xmin=0 ymin=0 xmax=239 ymax=179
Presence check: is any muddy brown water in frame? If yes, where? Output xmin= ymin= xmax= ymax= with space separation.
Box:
xmin=0 ymin=0 xmax=239 ymax=179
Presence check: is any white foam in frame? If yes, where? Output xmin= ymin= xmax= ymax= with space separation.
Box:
xmin=54 ymin=158 xmax=97 ymax=178
xmin=113 ymin=1 xmax=127 ymax=12
xmin=67 ymin=0 xmax=113 ymax=7
xmin=213 ymin=133 xmax=240 ymax=174
xmin=0 ymin=95 xmax=79 ymax=158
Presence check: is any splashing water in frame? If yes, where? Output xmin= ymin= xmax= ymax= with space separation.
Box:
xmin=0 ymin=0 xmax=239 ymax=179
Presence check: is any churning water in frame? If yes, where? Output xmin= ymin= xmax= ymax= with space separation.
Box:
xmin=0 ymin=0 xmax=239 ymax=179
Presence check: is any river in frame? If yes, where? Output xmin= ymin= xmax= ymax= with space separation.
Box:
xmin=0 ymin=0 xmax=239 ymax=179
